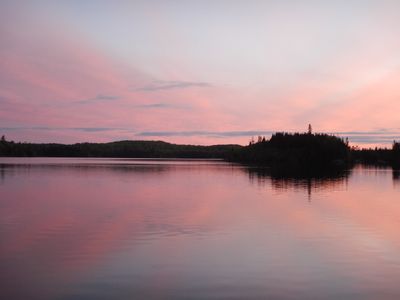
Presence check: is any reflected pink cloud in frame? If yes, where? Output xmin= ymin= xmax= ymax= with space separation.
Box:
xmin=2 ymin=162 xmax=400 ymax=299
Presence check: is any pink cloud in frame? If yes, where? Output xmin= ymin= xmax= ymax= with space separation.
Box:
xmin=0 ymin=17 xmax=238 ymax=144
xmin=1 ymin=7 xmax=400 ymax=146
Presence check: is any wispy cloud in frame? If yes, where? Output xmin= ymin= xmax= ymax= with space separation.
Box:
xmin=0 ymin=96 xmax=14 ymax=105
xmin=0 ymin=127 xmax=126 ymax=132
xmin=137 ymin=130 xmax=275 ymax=137
xmin=136 ymin=102 xmax=191 ymax=110
xmin=136 ymin=80 xmax=211 ymax=92
xmin=73 ymin=94 xmax=120 ymax=104
xmin=332 ymin=131 xmax=400 ymax=135
xmin=136 ymin=130 xmax=400 ymax=145
xmin=344 ymin=136 xmax=400 ymax=145
xmin=72 ymin=127 xmax=123 ymax=132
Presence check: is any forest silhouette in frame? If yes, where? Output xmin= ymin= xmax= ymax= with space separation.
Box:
xmin=1 ymin=131 xmax=399 ymax=171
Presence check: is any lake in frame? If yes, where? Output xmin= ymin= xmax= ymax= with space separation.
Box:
xmin=1 ymin=158 xmax=400 ymax=300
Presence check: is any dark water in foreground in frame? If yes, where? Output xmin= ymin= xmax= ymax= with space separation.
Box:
xmin=1 ymin=158 xmax=400 ymax=300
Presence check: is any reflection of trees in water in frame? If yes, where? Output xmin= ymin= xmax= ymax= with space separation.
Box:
xmin=246 ymin=166 xmax=351 ymax=200
xmin=393 ymin=169 xmax=400 ymax=185
xmin=0 ymin=167 xmax=4 ymax=184
xmin=0 ymin=161 xmax=232 ymax=182
xmin=0 ymin=164 xmax=21 ymax=184
xmin=0 ymin=163 xmax=172 ymax=183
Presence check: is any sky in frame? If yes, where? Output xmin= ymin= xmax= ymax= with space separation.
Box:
xmin=1 ymin=0 xmax=400 ymax=147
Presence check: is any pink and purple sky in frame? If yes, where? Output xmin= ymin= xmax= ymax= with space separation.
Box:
xmin=1 ymin=0 xmax=400 ymax=147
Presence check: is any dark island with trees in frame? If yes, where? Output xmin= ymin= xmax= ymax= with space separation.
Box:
xmin=1 ymin=126 xmax=399 ymax=172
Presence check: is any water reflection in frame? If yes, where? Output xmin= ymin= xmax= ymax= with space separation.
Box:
xmin=0 ymin=159 xmax=232 ymax=184
xmin=0 ymin=162 xmax=172 ymax=175
xmin=1 ymin=159 xmax=400 ymax=300
xmin=1 ymin=160 xmax=232 ymax=299
xmin=246 ymin=166 xmax=350 ymax=201
xmin=0 ymin=167 xmax=4 ymax=184
xmin=393 ymin=169 xmax=400 ymax=186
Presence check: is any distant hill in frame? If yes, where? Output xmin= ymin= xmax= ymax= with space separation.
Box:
xmin=0 ymin=138 xmax=242 ymax=158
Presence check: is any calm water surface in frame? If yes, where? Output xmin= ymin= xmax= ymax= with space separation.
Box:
xmin=1 ymin=158 xmax=400 ymax=300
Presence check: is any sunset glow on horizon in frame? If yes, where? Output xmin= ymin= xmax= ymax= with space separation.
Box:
xmin=1 ymin=0 xmax=400 ymax=147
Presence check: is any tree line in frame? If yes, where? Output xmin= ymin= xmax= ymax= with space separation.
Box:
xmin=0 ymin=136 xmax=240 ymax=158
xmin=352 ymin=141 xmax=400 ymax=168
xmin=226 ymin=132 xmax=351 ymax=173
xmin=1 ymin=134 xmax=399 ymax=169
